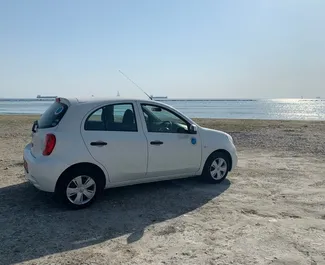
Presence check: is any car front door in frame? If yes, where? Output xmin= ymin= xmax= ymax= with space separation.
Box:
xmin=138 ymin=102 xmax=202 ymax=178
xmin=81 ymin=102 xmax=148 ymax=183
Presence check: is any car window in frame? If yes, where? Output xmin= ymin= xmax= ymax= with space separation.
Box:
xmin=87 ymin=108 xmax=102 ymax=121
xmin=84 ymin=103 xmax=137 ymax=132
xmin=141 ymin=104 xmax=190 ymax=134
xmin=38 ymin=101 xmax=68 ymax=129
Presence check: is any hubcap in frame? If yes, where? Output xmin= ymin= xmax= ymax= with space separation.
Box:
xmin=66 ymin=175 xmax=96 ymax=205
xmin=210 ymin=158 xmax=227 ymax=180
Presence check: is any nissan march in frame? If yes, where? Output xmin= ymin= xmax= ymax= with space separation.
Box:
xmin=23 ymin=97 xmax=237 ymax=209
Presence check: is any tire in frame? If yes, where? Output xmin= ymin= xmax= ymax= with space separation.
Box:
xmin=201 ymin=151 xmax=230 ymax=184
xmin=55 ymin=168 xmax=104 ymax=209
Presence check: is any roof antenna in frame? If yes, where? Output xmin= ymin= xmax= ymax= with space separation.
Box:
xmin=118 ymin=70 xmax=153 ymax=100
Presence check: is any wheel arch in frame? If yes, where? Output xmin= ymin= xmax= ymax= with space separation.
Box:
xmin=206 ymin=149 xmax=233 ymax=171
xmin=55 ymin=162 xmax=107 ymax=192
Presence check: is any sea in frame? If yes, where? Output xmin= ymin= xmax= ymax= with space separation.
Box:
xmin=0 ymin=98 xmax=324 ymax=120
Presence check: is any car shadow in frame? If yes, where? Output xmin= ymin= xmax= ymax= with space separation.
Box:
xmin=0 ymin=177 xmax=230 ymax=264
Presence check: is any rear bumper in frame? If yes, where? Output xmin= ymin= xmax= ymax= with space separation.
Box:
xmin=23 ymin=143 xmax=63 ymax=192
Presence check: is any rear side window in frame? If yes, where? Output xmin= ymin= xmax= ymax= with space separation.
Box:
xmin=84 ymin=103 xmax=137 ymax=132
xmin=38 ymin=101 xmax=68 ymax=129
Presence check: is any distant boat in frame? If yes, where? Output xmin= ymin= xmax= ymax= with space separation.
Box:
xmin=37 ymin=95 xmax=57 ymax=99
xmin=151 ymin=95 xmax=168 ymax=100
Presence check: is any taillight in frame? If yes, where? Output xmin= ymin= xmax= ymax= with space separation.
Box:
xmin=43 ymin=134 xmax=56 ymax=156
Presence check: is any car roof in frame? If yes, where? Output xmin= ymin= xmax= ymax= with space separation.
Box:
xmin=60 ymin=96 xmax=157 ymax=105
xmin=57 ymin=96 xmax=197 ymax=126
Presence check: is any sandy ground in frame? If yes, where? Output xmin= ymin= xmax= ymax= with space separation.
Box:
xmin=0 ymin=116 xmax=324 ymax=265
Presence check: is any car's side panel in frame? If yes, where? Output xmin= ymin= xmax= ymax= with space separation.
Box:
xmin=196 ymin=127 xmax=238 ymax=175
xmin=54 ymin=105 xmax=111 ymax=178
xmin=105 ymin=171 xmax=195 ymax=189
xmin=136 ymin=101 xmax=202 ymax=178
xmin=80 ymin=101 xmax=149 ymax=183
xmin=24 ymin=128 xmax=109 ymax=192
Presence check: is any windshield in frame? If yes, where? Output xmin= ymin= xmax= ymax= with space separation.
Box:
xmin=37 ymin=101 xmax=68 ymax=129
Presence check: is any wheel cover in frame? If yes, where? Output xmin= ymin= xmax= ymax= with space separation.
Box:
xmin=210 ymin=158 xmax=228 ymax=180
xmin=66 ymin=175 xmax=97 ymax=205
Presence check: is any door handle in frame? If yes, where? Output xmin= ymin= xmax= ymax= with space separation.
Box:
xmin=90 ymin=141 xmax=107 ymax=146
xmin=150 ymin=140 xmax=164 ymax=145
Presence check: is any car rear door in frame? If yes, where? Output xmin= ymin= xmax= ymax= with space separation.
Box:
xmin=137 ymin=102 xmax=202 ymax=178
xmin=80 ymin=102 xmax=148 ymax=184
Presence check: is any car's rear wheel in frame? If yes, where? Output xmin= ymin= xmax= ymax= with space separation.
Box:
xmin=55 ymin=169 xmax=104 ymax=209
xmin=201 ymin=151 xmax=230 ymax=183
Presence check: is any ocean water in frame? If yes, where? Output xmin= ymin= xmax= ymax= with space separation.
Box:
xmin=0 ymin=98 xmax=324 ymax=120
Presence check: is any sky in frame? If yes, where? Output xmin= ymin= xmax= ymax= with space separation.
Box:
xmin=0 ymin=0 xmax=324 ymax=99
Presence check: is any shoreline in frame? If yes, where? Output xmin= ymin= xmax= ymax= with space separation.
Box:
xmin=1 ymin=113 xmax=325 ymax=122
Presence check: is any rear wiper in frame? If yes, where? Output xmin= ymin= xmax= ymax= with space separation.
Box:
xmin=32 ymin=120 xmax=38 ymax=133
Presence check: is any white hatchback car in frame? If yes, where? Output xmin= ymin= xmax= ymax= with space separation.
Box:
xmin=23 ymin=97 xmax=237 ymax=209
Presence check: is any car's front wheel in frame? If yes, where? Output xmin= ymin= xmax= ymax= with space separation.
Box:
xmin=55 ymin=169 xmax=103 ymax=209
xmin=201 ymin=151 xmax=230 ymax=183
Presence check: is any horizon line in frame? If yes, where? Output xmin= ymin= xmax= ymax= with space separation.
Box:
xmin=0 ymin=97 xmax=323 ymax=101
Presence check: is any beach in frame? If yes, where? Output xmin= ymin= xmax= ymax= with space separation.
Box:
xmin=0 ymin=115 xmax=325 ymax=265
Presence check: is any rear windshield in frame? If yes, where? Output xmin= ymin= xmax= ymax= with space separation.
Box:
xmin=38 ymin=101 xmax=68 ymax=129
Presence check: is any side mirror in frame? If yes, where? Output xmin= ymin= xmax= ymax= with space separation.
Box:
xmin=189 ymin=124 xmax=197 ymax=134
